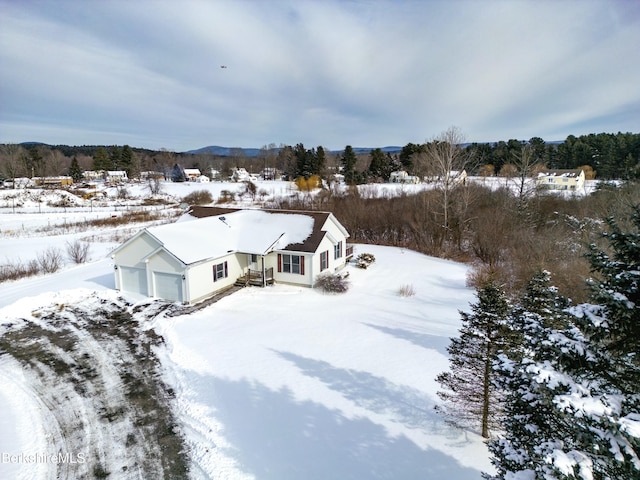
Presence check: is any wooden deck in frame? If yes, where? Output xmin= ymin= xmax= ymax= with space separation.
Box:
xmin=235 ymin=267 xmax=274 ymax=287
xmin=346 ymin=245 xmax=354 ymax=260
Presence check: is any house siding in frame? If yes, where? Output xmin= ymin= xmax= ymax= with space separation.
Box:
xmin=270 ymin=252 xmax=312 ymax=286
xmin=186 ymin=253 xmax=243 ymax=303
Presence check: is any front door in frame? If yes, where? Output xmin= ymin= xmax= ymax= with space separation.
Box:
xmin=248 ymin=254 xmax=259 ymax=272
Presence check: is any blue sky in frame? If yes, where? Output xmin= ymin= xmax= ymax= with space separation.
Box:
xmin=1 ymin=0 xmax=638 ymax=151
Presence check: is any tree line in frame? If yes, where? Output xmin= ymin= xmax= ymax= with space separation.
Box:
xmin=1 ymin=131 xmax=638 ymax=184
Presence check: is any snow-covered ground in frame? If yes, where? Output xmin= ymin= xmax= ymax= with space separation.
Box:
xmin=0 ymin=181 xmax=504 ymax=478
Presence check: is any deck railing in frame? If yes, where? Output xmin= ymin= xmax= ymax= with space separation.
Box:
xmin=237 ymin=267 xmax=274 ymax=287
xmin=346 ymin=245 xmax=354 ymax=259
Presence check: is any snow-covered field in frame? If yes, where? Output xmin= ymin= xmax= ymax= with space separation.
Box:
xmin=0 ymin=180 xmax=505 ymax=479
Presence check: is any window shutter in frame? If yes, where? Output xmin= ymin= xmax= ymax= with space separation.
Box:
xmin=224 ymin=261 xmax=228 ymax=278
xmin=278 ymin=254 xmax=282 ymax=273
xmin=300 ymin=256 xmax=305 ymax=275
xmin=213 ymin=264 xmax=217 ymax=282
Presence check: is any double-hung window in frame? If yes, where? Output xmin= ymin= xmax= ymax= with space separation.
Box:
xmin=320 ymin=250 xmax=329 ymax=271
xmin=334 ymin=241 xmax=343 ymax=260
xmin=213 ymin=261 xmax=228 ymax=282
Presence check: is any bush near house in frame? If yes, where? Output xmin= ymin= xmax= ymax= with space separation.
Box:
xmin=355 ymin=253 xmax=376 ymax=269
xmin=314 ymin=272 xmax=350 ymax=293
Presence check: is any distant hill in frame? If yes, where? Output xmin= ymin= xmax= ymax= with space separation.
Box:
xmin=186 ymin=146 xmax=264 ymax=156
xmin=185 ymin=145 xmax=404 ymax=156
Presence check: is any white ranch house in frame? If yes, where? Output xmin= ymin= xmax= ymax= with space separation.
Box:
xmin=112 ymin=207 xmax=352 ymax=304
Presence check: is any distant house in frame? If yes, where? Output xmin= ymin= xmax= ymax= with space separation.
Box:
xmin=536 ymin=169 xmax=585 ymax=191
xmin=112 ymin=207 xmax=353 ymax=304
xmin=423 ymin=169 xmax=467 ymax=186
xmin=105 ymin=171 xmax=128 ymax=184
xmin=183 ymin=168 xmax=202 ymax=181
xmin=231 ymin=168 xmax=250 ymax=182
xmin=33 ymin=176 xmax=73 ymax=188
xmin=390 ymin=171 xmax=420 ymax=184
xmin=195 ymin=175 xmax=210 ymax=183
xmin=260 ymin=167 xmax=279 ymax=180
xmin=83 ymin=170 xmax=104 ymax=182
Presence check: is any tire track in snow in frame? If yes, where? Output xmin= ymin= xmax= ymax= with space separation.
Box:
xmin=0 ymin=295 xmax=189 ymax=479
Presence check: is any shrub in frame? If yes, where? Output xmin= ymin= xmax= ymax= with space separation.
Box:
xmin=66 ymin=240 xmax=91 ymax=264
xmin=295 ymin=175 xmax=322 ymax=192
xmin=241 ymin=180 xmax=257 ymax=200
xmin=182 ymin=190 xmax=213 ymax=205
xmin=37 ymin=247 xmax=64 ymax=273
xmin=314 ymin=272 xmax=350 ymax=293
xmin=398 ymin=284 xmax=416 ymax=297
xmin=0 ymin=259 xmax=39 ymax=282
xmin=355 ymin=253 xmax=376 ymax=269
xmin=217 ymin=190 xmax=235 ymax=204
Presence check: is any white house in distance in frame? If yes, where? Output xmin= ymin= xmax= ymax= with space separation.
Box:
xmin=389 ymin=170 xmax=420 ymax=184
xmin=535 ymin=169 xmax=585 ymax=191
xmin=112 ymin=207 xmax=352 ymax=304
xmin=183 ymin=168 xmax=202 ymax=181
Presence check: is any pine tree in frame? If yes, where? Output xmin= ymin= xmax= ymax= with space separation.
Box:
xmin=573 ymin=207 xmax=640 ymax=478
xmin=487 ymin=206 xmax=640 ymax=479
xmin=120 ymin=145 xmax=134 ymax=178
xmin=436 ymin=281 xmax=512 ymax=438
xmin=109 ymin=146 xmax=121 ymax=170
xmin=486 ymin=271 xmax=592 ymax=479
xmin=171 ymin=163 xmax=186 ymax=182
xmin=341 ymin=145 xmax=358 ymax=185
xmin=68 ymin=156 xmax=83 ymax=182
xmin=92 ymin=147 xmax=109 ymax=171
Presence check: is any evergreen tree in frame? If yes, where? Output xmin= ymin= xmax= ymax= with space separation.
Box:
xmin=68 ymin=156 xmax=83 ymax=182
xmin=313 ymin=145 xmax=326 ymax=177
xmin=487 ymin=208 xmax=640 ymax=479
xmin=436 ymin=281 xmax=512 ymax=438
xmin=92 ymin=147 xmax=109 ymax=171
xmin=120 ymin=145 xmax=134 ymax=177
xmin=573 ymin=207 xmax=640 ymax=478
xmin=368 ymin=148 xmax=393 ymax=181
xmin=293 ymin=143 xmax=314 ymax=179
xmin=171 ymin=163 xmax=186 ymax=182
xmin=399 ymin=142 xmax=423 ymax=173
xmin=486 ymin=271 xmax=590 ymax=479
xmin=341 ymin=145 xmax=358 ymax=185
xmin=109 ymin=146 xmax=121 ymax=170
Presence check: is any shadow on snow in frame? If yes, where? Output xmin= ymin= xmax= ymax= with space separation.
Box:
xmin=186 ymin=352 xmax=481 ymax=480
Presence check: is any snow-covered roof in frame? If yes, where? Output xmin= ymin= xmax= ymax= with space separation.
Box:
xmin=537 ymin=169 xmax=583 ymax=178
xmin=145 ymin=209 xmax=315 ymax=265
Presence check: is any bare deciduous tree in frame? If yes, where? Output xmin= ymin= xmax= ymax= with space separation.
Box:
xmin=422 ymin=126 xmax=469 ymax=244
xmin=0 ymin=144 xmax=27 ymax=180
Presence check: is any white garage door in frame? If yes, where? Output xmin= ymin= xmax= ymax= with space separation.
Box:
xmin=154 ymin=271 xmax=183 ymax=302
xmin=120 ymin=266 xmax=147 ymax=296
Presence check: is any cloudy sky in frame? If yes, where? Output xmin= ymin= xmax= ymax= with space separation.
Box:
xmin=1 ymin=0 xmax=638 ymax=152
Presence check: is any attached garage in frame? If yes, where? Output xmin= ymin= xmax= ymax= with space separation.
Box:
xmin=119 ymin=266 xmax=147 ymax=297
xmin=153 ymin=271 xmax=183 ymax=303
